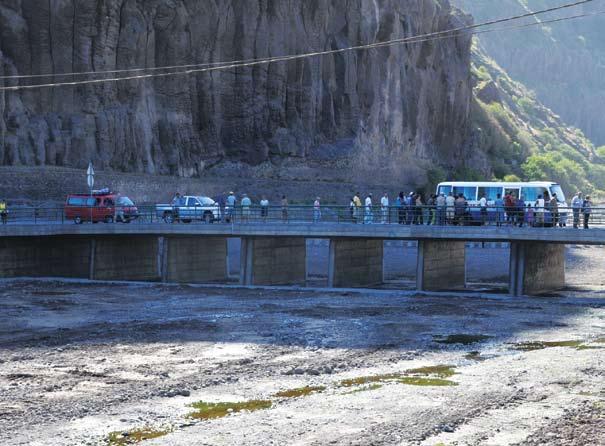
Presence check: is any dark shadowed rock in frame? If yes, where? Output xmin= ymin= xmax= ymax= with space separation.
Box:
xmin=0 ymin=0 xmax=476 ymax=184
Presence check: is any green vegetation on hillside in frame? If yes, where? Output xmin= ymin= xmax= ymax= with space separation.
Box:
xmin=469 ymin=45 xmax=605 ymax=197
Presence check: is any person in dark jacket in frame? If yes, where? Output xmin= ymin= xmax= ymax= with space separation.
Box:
xmin=583 ymin=196 xmax=592 ymax=229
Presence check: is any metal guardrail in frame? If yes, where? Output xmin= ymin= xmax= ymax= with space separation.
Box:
xmin=0 ymin=204 xmax=602 ymax=229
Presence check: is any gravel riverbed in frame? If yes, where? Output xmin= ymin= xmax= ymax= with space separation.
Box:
xmin=0 ymin=246 xmax=604 ymax=446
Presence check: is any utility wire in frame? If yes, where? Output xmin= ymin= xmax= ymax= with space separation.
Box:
xmin=0 ymin=0 xmax=597 ymax=91
xmin=0 ymin=0 xmax=595 ymax=81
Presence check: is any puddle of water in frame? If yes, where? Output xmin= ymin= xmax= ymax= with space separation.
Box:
xmin=273 ymin=386 xmax=326 ymax=398
xmin=433 ymin=334 xmax=492 ymax=345
xmin=187 ymin=400 xmax=272 ymax=420
xmin=107 ymin=427 xmax=170 ymax=445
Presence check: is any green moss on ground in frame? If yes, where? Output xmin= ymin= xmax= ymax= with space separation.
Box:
xmin=187 ymin=400 xmax=272 ymax=420
xmin=107 ymin=427 xmax=170 ymax=445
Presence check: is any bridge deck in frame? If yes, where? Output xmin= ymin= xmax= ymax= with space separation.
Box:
xmin=1 ymin=223 xmax=604 ymax=245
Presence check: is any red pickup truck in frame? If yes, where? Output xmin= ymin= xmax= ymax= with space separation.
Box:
xmin=65 ymin=190 xmax=139 ymax=224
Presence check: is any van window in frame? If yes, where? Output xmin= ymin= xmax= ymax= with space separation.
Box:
xmin=186 ymin=197 xmax=199 ymax=207
xmin=550 ymin=185 xmax=566 ymax=203
xmin=478 ymin=187 xmax=502 ymax=201
xmin=521 ymin=187 xmax=548 ymax=202
xmin=438 ymin=185 xmax=452 ymax=196
xmin=68 ymin=197 xmax=95 ymax=206
xmin=453 ymin=186 xmax=478 ymax=200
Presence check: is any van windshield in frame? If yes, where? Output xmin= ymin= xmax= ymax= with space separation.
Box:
xmin=550 ymin=185 xmax=566 ymax=203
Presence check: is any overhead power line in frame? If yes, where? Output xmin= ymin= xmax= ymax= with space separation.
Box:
xmin=0 ymin=0 xmax=597 ymax=91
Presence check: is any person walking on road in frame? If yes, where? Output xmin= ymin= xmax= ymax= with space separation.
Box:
xmin=381 ymin=192 xmax=389 ymax=224
xmin=241 ymin=194 xmax=252 ymax=223
xmin=313 ymin=197 xmax=321 ymax=223
xmin=571 ymin=192 xmax=582 ymax=228
xmin=281 ymin=195 xmax=289 ymax=222
xmin=582 ymin=196 xmax=592 ymax=229
xmin=226 ymin=191 xmax=237 ymax=223
xmin=0 ymin=199 xmax=7 ymax=225
xmin=260 ymin=196 xmax=269 ymax=222
xmin=364 ymin=193 xmax=373 ymax=224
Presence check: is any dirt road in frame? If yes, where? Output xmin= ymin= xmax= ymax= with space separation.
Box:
xmin=1 ymin=274 xmax=604 ymax=445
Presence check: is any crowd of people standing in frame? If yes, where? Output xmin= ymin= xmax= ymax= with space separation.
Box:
xmin=206 ymin=190 xmax=595 ymax=229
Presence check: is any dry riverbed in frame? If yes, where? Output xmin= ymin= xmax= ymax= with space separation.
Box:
xmin=0 ymin=248 xmax=604 ymax=445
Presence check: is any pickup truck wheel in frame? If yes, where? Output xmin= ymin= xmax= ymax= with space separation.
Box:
xmin=163 ymin=212 xmax=174 ymax=224
xmin=74 ymin=216 xmax=82 ymax=225
xmin=105 ymin=216 xmax=114 ymax=224
xmin=203 ymin=212 xmax=213 ymax=224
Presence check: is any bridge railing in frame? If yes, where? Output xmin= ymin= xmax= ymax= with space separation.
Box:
xmin=0 ymin=204 xmax=602 ymax=228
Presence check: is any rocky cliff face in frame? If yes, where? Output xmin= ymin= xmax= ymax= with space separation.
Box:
xmin=0 ymin=0 xmax=474 ymax=182
xmin=453 ymin=0 xmax=605 ymax=146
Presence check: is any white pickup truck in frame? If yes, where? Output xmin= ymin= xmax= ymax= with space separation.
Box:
xmin=155 ymin=196 xmax=221 ymax=224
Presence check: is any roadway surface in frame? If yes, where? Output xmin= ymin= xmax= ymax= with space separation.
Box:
xmin=1 ymin=222 xmax=605 ymax=245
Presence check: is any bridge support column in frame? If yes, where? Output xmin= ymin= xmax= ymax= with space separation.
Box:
xmin=416 ymin=240 xmax=466 ymax=291
xmin=93 ymin=236 xmax=160 ymax=281
xmin=509 ymin=242 xmax=565 ymax=296
xmin=240 ymin=237 xmax=306 ymax=286
xmin=0 ymin=236 xmax=91 ymax=279
xmin=163 ymin=236 xmax=228 ymax=283
xmin=328 ymin=239 xmax=383 ymax=287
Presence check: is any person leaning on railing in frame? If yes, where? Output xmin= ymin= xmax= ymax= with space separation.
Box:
xmin=281 ymin=195 xmax=288 ymax=222
xmin=582 ymin=196 xmax=592 ymax=229
xmin=0 ymin=199 xmax=7 ymax=225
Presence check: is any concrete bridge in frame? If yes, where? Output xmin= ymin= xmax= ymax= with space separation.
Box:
xmin=1 ymin=223 xmax=604 ymax=296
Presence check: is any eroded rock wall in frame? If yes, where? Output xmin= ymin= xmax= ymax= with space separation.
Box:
xmin=0 ymin=0 xmax=473 ymax=181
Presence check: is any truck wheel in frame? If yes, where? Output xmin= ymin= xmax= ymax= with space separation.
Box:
xmin=204 ymin=212 xmax=213 ymax=224
xmin=105 ymin=216 xmax=114 ymax=224
xmin=74 ymin=216 xmax=82 ymax=225
xmin=163 ymin=212 xmax=174 ymax=224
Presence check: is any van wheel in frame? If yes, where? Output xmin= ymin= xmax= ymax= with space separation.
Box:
xmin=182 ymin=219 xmax=192 ymax=224
xmin=74 ymin=216 xmax=82 ymax=225
xmin=105 ymin=216 xmax=114 ymax=224
xmin=203 ymin=212 xmax=213 ymax=224
xmin=163 ymin=212 xmax=174 ymax=224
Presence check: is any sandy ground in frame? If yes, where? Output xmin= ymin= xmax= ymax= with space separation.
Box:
xmin=0 ymin=247 xmax=604 ymax=446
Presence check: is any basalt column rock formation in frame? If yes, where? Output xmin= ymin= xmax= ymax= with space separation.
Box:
xmin=0 ymin=0 xmax=475 ymax=182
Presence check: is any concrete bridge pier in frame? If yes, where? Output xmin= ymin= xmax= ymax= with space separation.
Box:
xmin=509 ymin=242 xmax=566 ymax=296
xmin=327 ymin=239 xmax=383 ymax=287
xmin=416 ymin=240 xmax=466 ymax=291
xmin=161 ymin=236 xmax=228 ymax=284
xmin=240 ymin=237 xmax=306 ymax=286
xmin=91 ymin=236 xmax=160 ymax=281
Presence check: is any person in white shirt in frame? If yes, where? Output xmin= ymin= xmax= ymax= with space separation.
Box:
xmin=479 ymin=194 xmax=488 ymax=225
xmin=260 ymin=196 xmax=269 ymax=222
xmin=313 ymin=197 xmax=321 ymax=223
xmin=571 ymin=192 xmax=582 ymax=228
xmin=445 ymin=192 xmax=455 ymax=225
xmin=380 ymin=193 xmax=389 ymax=224
xmin=364 ymin=194 xmax=373 ymax=224
xmin=534 ymin=194 xmax=545 ymax=227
